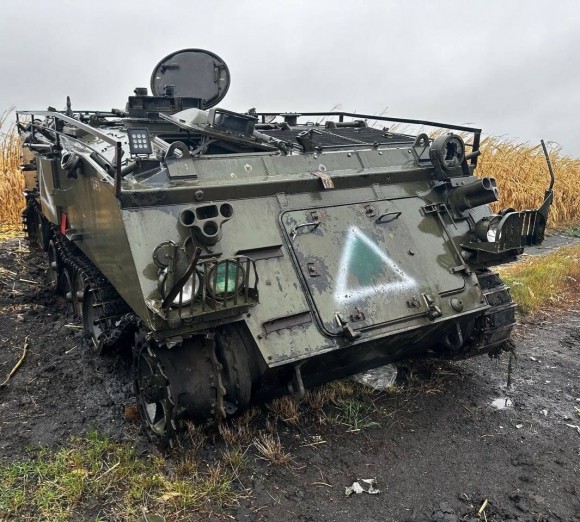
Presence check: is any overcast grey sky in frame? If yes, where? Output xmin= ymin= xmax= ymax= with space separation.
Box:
xmin=2 ymin=0 xmax=579 ymax=156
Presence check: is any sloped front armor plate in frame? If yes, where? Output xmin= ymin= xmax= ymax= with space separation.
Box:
xmin=282 ymin=197 xmax=465 ymax=336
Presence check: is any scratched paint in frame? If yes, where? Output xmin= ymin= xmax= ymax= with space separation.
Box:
xmin=334 ymin=226 xmax=416 ymax=303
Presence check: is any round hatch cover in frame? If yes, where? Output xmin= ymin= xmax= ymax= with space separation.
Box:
xmin=150 ymin=49 xmax=230 ymax=108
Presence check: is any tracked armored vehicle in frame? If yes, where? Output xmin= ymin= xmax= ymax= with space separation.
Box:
xmin=18 ymin=49 xmax=554 ymax=440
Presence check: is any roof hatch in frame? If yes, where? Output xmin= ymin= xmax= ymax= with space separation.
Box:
xmin=150 ymin=48 xmax=230 ymax=109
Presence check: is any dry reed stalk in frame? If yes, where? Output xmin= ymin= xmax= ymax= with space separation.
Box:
xmin=0 ymin=110 xmax=24 ymax=226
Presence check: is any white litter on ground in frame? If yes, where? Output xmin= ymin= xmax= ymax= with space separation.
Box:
xmin=351 ymin=364 xmax=397 ymax=389
xmin=345 ymin=478 xmax=380 ymax=497
xmin=491 ymin=398 xmax=513 ymax=410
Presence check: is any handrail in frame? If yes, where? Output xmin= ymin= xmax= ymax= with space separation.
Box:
xmin=17 ymin=109 xmax=125 ymax=197
xmin=256 ymin=111 xmax=482 ymax=134
xmin=257 ymin=111 xmax=482 ymax=164
xmin=17 ymin=110 xmax=119 ymax=146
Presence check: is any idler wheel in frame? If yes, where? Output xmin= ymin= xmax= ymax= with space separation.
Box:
xmin=134 ymin=341 xmax=175 ymax=442
xmin=37 ymin=219 xmax=50 ymax=251
xmin=61 ymin=268 xmax=75 ymax=317
xmin=82 ymin=286 xmax=105 ymax=354
xmin=47 ymin=240 xmax=63 ymax=293
xmin=72 ymin=271 xmax=86 ymax=319
xmin=24 ymin=206 xmax=39 ymax=244
xmin=134 ymin=335 xmax=223 ymax=443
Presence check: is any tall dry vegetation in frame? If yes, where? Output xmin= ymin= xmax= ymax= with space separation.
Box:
xmin=477 ymin=137 xmax=580 ymax=228
xmin=0 ymin=114 xmax=578 ymax=228
xmin=0 ymin=110 xmax=24 ymax=227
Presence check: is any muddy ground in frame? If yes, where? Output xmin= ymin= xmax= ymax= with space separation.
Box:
xmin=0 ymin=236 xmax=579 ymax=521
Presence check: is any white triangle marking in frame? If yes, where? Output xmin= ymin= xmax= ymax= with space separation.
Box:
xmin=334 ymin=226 xmax=416 ymax=304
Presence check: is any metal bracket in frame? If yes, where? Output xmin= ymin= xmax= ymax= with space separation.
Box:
xmin=288 ymin=363 xmax=306 ymax=397
xmin=335 ymin=313 xmax=361 ymax=341
xmin=312 ymin=170 xmax=335 ymax=189
xmin=276 ymin=192 xmax=289 ymax=208
xmin=307 ymin=262 xmax=319 ymax=277
xmin=422 ymin=293 xmax=442 ymax=321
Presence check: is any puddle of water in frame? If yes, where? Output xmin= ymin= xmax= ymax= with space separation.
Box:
xmin=491 ymin=398 xmax=513 ymax=410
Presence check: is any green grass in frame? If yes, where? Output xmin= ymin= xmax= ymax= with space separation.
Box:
xmin=498 ymin=244 xmax=580 ymax=316
xmin=334 ymin=397 xmax=381 ymax=432
xmin=0 ymin=431 xmax=242 ymax=522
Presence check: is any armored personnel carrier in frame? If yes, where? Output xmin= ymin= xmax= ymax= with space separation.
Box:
xmin=17 ymin=49 xmax=554 ymax=441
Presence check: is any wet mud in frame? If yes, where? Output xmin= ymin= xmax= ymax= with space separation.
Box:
xmin=0 ymin=237 xmax=579 ymax=521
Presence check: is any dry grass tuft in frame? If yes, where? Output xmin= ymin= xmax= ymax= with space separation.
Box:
xmin=303 ymin=385 xmax=333 ymax=410
xmin=253 ymin=432 xmax=293 ymax=466
xmin=183 ymin=421 xmax=208 ymax=450
xmin=219 ymin=421 xmax=255 ymax=446
xmin=267 ymin=395 xmax=301 ymax=425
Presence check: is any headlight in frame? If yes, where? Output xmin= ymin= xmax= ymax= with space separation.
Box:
xmin=206 ymin=260 xmax=245 ymax=299
xmin=486 ymin=220 xmax=500 ymax=242
xmin=474 ymin=215 xmax=502 ymax=243
xmin=160 ymin=269 xmax=201 ymax=306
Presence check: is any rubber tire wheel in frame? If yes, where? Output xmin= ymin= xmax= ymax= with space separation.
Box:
xmin=47 ymin=239 xmax=63 ymax=294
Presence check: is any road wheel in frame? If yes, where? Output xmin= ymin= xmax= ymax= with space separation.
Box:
xmin=73 ymin=271 xmax=86 ymax=319
xmin=61 ymin=268 xmax=75 ymax=316
xmin=82 ymin=286 xmax=105 ymax=354
xmin=47 ymin=240 xmax=63 ymax=293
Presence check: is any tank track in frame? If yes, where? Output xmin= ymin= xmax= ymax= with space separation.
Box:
xmin=56 ymin=234 xmax=134 ymax=351
xmin=24 ymin=198 xmax=134 ymax=351
xmin=21 ymin=194 xmax=38 ymax=243
xmin=441 ymin=270 xmax=517 ymax=359
xmin=132 ymin=320 xmax=260 ymax=444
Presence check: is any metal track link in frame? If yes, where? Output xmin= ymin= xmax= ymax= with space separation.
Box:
xmin=463 ymin=270 xmax=517 ymax=357
xmin=26 ymin=198 xmax=134 ymax=350
xmin=56 ymin=236 xmax=133 ymax=350
xmin=439 ymin=270 xmax=517 ymax=360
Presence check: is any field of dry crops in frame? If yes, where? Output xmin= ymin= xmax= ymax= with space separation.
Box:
xmin=0 ymin=114 xmax=24 ymax=228
xmin=0 ymin=120 xmax=579 ymax=228
xmin=478 ymin=137 xmax=580 ymax=228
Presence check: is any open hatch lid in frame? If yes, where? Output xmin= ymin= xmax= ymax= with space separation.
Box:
xmin=150 ymin=49 xmax=230 ymax=108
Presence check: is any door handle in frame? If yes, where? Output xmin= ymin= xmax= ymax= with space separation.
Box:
xmin=291 ymin=222 xmax=321 ymax=240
